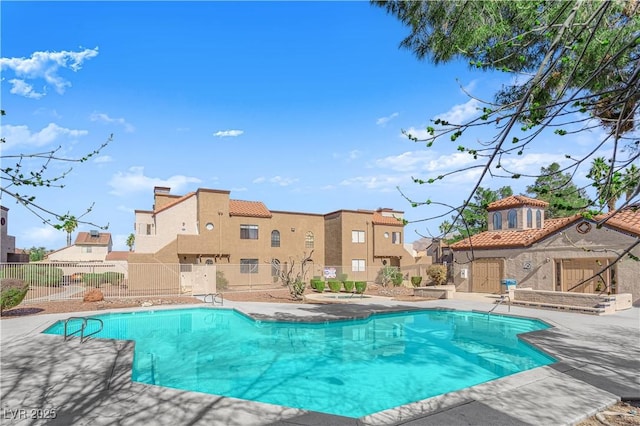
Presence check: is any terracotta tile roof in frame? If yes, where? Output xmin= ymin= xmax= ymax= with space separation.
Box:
xmin=106 ymin=251 xmax=130 ymax=261
xmin=450 ymin=216 xmax=579 ymax=250
xmin=372 ymin=212 xmax=404 ymax=226
xmin=594 ymin=205 xmax=640 ymax=236
xmin=229 ymin=200 xmax=272 ymax=218
xmin=154 ymin=192 xmax=196 ymax=214
xmin=451 ymin=205 xmax=640 ymax=250
xmin=487 ymin=195 xmax=549 ymax=211
xmin=74 ymin=232 xmax=112 ymax=246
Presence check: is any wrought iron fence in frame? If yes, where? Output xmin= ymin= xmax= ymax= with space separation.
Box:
xmin=0 ymin=261 xmax=430 ymax=303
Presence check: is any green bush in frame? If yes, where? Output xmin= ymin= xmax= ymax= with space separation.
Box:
xmin=328 ymin=279 xmax=342 ymax=293
xmin=376 ymin=266 xmax=400 ymax=286
xmin=1 ymin=278 xmax=29 ymax=313
xmin=410 ymin=276 xmax=423 ymax=287
xmin=427 ymin=265 xmax=448 ymax=286
xmin=103 ymin=272 xmax=124 ymax=285
xmin=392 ymin=272 xmax=404 ymax=286
xmin=343 ymin=280 xmax=355 ymax=292
xmin=310 ymin=278 xmax=324 ymax=290
xmin=355 ymin=281 xmax=367 ymax=294
xmin=0 ymin=265 xmax=63 ymax=287
xmin=314 ymin=280 xmax=326 ymax=292
xmin=82 ymin=273 xmax=106 ymax=287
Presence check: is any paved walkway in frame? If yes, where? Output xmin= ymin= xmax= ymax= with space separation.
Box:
xmin=1 ymin=295 xmax=638 ymax=425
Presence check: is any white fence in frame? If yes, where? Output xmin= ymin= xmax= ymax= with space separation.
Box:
xmin=0 ymin=262 xmax=430 ymax=304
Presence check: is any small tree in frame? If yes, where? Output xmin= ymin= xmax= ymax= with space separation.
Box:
xmin=28 ymin=246 xmax=47 ymax=262
xmin=273 ymin=251 xmax=314 ymax=301
xmin=61 ymin=216 xmax=78 ymax=246
xmin=126 ymin=233 xmax=135 ymax=252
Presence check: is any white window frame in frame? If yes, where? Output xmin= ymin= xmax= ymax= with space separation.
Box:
xmin=352 ymin=230 xmax=365 ymax=243
xmin=240 ymin=224 xmax=259 ymax=240
xmin=351 ymin=259 xmax=365 ymax=272
xmin=392 ymin=232 xmax=401 ymax=245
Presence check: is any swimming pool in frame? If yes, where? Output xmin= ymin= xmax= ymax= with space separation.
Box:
xmin=43 ymin=308 xmax=555 ymax=418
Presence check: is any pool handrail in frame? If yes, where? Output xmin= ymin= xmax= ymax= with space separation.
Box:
xmin=63 ymin=316 xmax=104 ymax=343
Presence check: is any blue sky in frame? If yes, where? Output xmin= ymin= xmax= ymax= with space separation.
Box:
xmin=1 ymin=1 xmax=611 ymax=251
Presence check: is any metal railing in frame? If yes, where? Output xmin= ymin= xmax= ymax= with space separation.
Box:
xmin=63 ymin=316 xmax=104 ymax=343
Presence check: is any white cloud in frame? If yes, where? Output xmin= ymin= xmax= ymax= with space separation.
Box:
xmin=90 ymin=112 xmax=135 ymax=133
xmin=0 ymin=122 xmax=88 ymax=150
xmin=434 ymin=99 xmax=481 ymax=124
xmin=94 ymin=155 xmax=113 ymax=163
xmin=7 ymin=79 xmax=45 ymax=99
xmin=376 ymin=112 xmax=399 ymax=126
xmin=0 ymin=47 xmax=99 ymax=97
xmin=213 ymin=129 xmax=244 ymax=137
xmin=461 ymin=79 xmax=477 ymax=94
xmin=108 ymin=166 xmax=202 ymax=196
xmin=339 ymin=175 xmax=405 ymax=191
xmin=374 ymin=150 xmax=478 ymax=173
xmin=253 ymin=176 xmax=298 ymax=186
xmin=401 ymin=126 xmax=434 ymax=141
xmin=499 ymin=153 xmax=571 ymax=174
xmin=20 ymin=226 xmax=62 ymax=249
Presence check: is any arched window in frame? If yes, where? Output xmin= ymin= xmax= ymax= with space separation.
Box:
xmin=536 ymin=210 xmax=542 ymax=228
xmin=508 ymin=209 xmax=518 ymax=229
xmin=493 ymin=212 xmax=502 ymax=230
xmin=271 ymin=230 xmax=280 ymax=247
xmin=305 ymin=231 xmax=314 ymax=249
xmin=527 ymin=209 xmax=533 ymax=228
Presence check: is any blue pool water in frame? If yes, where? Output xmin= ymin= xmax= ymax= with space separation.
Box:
xmin=44 ymin=308 xmax=555 ymax=418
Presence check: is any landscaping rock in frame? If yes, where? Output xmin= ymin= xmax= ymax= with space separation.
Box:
xmin=83 ymin=289 xmax=104 ymax=302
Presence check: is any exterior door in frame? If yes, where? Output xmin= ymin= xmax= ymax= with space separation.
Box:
xmin=472 ymin=258 xmax=503 ymax=293
xmin=561 ymin=259 xmax=609 ymax=293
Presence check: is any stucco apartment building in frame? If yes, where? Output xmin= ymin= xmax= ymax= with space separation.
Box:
xmin=130 ymin=187 xmax=410 ymax=286
xmin=449 ymin=195 xmax=640 ymax=304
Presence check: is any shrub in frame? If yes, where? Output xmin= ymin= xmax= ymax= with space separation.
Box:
xmin=376 ymin=266 xmax=400 ymax=287
xmin=1 ymin=278 xmax=29 ymax=314
xmin=103 ymin=272 xmax=124 ymax=285
xmin=328 ymin=279 xmax=342 ymax=293
xmin=315 ymin=280 xmax=326 ymax=292
xmin=343 ymin=280 xmax=355 ymax=292
xmin=216 ymin=270 xmax=229 ymax=290
xmin=392 ymin=272 xmax=404 ymax=287
xmin=82 ymin=273 xmax=106 ymax=287
xmin=427 ymin=265 xmax=448 ymax=286
xmin=355 ymin=281 xmax=367 ymax=294
xmin=310 ymin=278 xmax=324 ymax=290
xmin=410 ymin=276 xmax=423 ymax=287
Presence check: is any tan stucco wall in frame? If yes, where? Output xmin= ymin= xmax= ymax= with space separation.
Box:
xmin=47 ymin=244 xmax=110 ymax=262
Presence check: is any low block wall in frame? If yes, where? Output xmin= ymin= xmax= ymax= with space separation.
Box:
xmin=513 ymin=289 xmax=632 ymax=311
xmin=414 ymin=285 xmax=455 ymax=299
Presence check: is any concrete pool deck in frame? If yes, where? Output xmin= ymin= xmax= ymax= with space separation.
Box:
xmin=1 ymin=295 xmax=638 ymax=425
